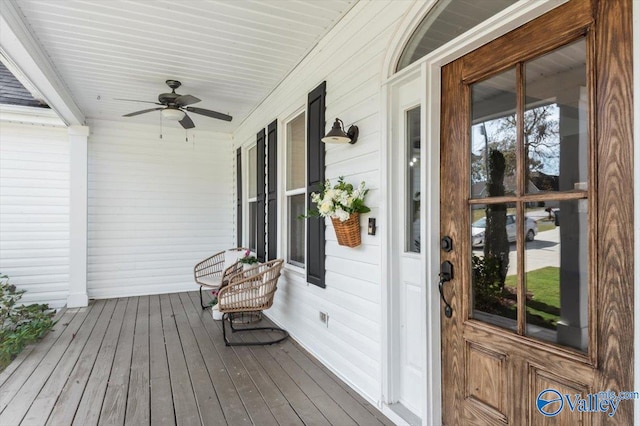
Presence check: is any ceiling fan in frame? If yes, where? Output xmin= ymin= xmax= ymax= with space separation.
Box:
xmin=118 ymin=80 xmax=232 ymax=129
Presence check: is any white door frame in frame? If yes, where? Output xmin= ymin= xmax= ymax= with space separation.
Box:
xmin=380 ymin=1 xmax=569 ymax=424
xmin=387 ymin=71 xmax=426 ymax=419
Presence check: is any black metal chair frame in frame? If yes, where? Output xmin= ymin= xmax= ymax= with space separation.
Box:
xmin=221 ymin=313 xmax=289 ymax=346
xmin=217 ymin=259 xmax=288 ymax=346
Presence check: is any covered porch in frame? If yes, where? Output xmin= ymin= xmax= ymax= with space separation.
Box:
xmin=0 ymin=291 xmax=392 ymax=426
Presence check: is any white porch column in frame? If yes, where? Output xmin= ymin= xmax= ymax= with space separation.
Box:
xmin=67 ymin=125 xmax=90 ymax=307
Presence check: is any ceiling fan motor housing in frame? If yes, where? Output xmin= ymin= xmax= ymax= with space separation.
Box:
xmin=159 ymin=80 xmax=183 ymax=104
xmin=158 ymin=92 xmax=180 ymax=104
xmin=165 ymin=80 xmax=182 ymax=90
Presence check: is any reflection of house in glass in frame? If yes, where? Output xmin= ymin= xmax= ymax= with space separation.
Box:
xmin=529 ymin=171 xmax=559 ymax=192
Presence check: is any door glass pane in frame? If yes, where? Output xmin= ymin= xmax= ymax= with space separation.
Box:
xmin=471 ymin=68 xmax=517 ymax=199
xmin=525 ymin=199 xmax=588 ymax=352
xmin=288 ymin=194 xmax=305 ymax=266
xmin=287 ymin=113 xmax=306 ymax=191
xmin=524 ymin=39 xmax=587 ymax=194
xmin=406 ymin=106 xmax=421 ymax=253
xmin=471 ymin=203 xmax=518 ymax=331
xmin=248 ymin=146 xmax=257 ymax=198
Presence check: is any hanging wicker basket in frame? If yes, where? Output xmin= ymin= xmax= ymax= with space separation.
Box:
xmin=331 ymin=212 xmax=361 ymax=247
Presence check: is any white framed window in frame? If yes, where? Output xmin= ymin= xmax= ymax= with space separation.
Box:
xmin=406 ymin=105 xmax=421 ymax=253
xmin=284 ymin=111 xmax=306 ymax=268
xmin=247 ymin=144 xmax=258 ymax=251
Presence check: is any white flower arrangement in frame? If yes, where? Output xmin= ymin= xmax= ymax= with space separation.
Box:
xmin=308 ymin=177 xmax=371 ymax=222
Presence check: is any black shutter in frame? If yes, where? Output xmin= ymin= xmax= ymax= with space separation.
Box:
xmin=267 ymin=119 xmax=278 ymax=260
xmin=236 ymin=148 xmax=242 ymax=247
xmin=306 ymin=81 xmax=326 ymax=288
xmin=256 ymin=129 xmax=266 ymax=262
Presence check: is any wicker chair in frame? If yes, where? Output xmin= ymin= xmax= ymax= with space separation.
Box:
xmin=217 ymin=259 xmax=288 ymax=346
xmin=194 ymin=248 xmax=247 ymax=309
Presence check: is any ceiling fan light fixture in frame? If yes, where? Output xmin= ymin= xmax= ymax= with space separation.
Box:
xmin=161 ymin=108 xmax=185 ymax=121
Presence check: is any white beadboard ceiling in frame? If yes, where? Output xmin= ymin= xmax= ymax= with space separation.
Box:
xmin=12 ymin=0 xmax=357 ymax=132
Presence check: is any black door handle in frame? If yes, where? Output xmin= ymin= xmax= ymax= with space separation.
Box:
xmin=439 ymin=261 xmax=453 ymax=318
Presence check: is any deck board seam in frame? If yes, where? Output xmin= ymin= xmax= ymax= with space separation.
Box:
xmin=31 ymin=300 xmax=109 ymax=425
xmin=45 ymin=299 xmax=119 ymax=426
xmin=72 ymin=298 xmax=128 ymax=426
xmin=184 ymin=290 xmax=254 ymax=426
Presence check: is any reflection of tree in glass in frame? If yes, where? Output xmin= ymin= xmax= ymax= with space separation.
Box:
xmin=473 ymin=149 xmax=510 ymax=314
xmin=472 ymin=104 xmax=559 ymax=183
xmin=484 ymin=150 xmax=509 ymax=278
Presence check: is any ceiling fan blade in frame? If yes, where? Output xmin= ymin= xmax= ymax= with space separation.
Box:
xmin=123 ymin=107 xmax=164 ymax=117
xmin=179 ymin=113 xmax=195 ymax=129
xmin=185 ymin=107 xmax=232 ymax=122
xmin=174 ymin=94 xmax=201 ymax=107
xmin=115 ymin=98 xmax=162 ymax=105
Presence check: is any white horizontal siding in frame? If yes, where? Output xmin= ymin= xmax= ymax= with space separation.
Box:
xmin=233 ymin=0 xmax=413 ymax=404
xmin=0 ymin=122 xmax=70 ymax=307
xmin=87 ymin=119 xmax=234 ymax=298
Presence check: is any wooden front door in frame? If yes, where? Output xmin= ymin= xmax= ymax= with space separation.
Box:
xmin=440 ymin=0 xmax=633 ymax=424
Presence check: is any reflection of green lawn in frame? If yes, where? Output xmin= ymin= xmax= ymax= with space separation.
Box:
xmin=536 ymin=220 xmax=556 ymax=233
xmin=505 ymin=266 xmax=560 ymax=328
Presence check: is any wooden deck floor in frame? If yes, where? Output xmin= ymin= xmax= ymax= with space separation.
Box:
xmin=0 ymin=292 xmax=393 ymax=426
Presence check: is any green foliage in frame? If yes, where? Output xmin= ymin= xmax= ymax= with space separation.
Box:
xmin=472 ymin=255 xmax=506 ymax=311
xmin=238 ymin=250 xmax=259 ymax=265
xmin=207 ymin=289 xmax=219 ymax=307
xmin=305 ymin=177 xmax=371 ymax=221
xmin=0 ymin=273 xmax=56 ymax=371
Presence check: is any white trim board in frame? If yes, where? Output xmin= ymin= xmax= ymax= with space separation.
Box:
xmin=0 ymin=104 xmax=65 ymax=126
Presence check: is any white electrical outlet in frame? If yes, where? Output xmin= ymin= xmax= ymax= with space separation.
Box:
xmin=319 ymin=311 xmax=329 ymax=326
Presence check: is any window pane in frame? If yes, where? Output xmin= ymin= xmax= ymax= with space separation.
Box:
xmin=471 ymin=203 xmax=518 ymax=331
xmin=397 ymin=0 xmax=516 ymax=71
xmin=524 ymin=39 xmax=587 ymax=194
xmin=249 ymin=201 xmax=257 ymax=251
xmin=287 ymin=113 xmax=306 ymax=191
xmin=288 ymin=194 xmax=305 ymax=266
xmin=471 ymin=68 xmax=517 ymax=199
xmin=406 ymin=106 xmax=421 ymax=253
xmin=525 ymin=199 xmax=588 ymax=352
xmin=248 ymin=146 xmax=257 ymax=198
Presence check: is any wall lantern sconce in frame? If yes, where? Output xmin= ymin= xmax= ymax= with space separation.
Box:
xmin=322 ymin=118 xmax=359 ymax=144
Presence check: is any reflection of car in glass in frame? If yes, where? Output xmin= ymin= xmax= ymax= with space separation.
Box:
xmin=472 ymin=214 xmax=537 ymax=247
